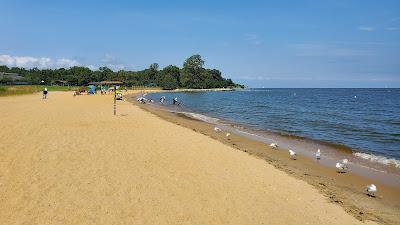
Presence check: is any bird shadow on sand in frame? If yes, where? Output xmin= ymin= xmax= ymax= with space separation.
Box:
xmin=366 ymin=193 xmax=376 ymax=198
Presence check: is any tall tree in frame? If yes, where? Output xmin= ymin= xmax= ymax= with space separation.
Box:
xmin=180 ymin=54 xmax=205 ymax=88
xmin=157 ymin=65 xmax=180 ymax=89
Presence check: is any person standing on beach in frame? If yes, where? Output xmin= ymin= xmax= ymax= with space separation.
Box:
xmin=43 ymin=87 xmax=48 ymax=99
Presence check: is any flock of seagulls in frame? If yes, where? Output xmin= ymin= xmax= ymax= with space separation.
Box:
xmin=214 ymin=127 xmax=231 ymax=139
xmin=213 ymin=126 xmax=377 ymax=197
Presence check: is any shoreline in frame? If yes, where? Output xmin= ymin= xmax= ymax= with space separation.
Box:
xmin=128 ymin=92 xmax=400 ymax=224
xmin=0 ymin=91 xmax=393 ymax=224
xmin=140 ymin=91 xmax=400 ymax=184
xmin=177 ymin=111 xmax=400 ymax=178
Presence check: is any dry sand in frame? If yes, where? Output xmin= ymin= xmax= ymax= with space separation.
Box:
xmin=0 ymin=91 xmax=377 ymax=224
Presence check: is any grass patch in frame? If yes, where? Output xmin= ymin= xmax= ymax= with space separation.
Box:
xmin=0 ymin=85 xmax=80 ymax=97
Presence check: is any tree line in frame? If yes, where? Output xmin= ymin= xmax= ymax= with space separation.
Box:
xmin=0 ymin=55 xmax=243 ymax=89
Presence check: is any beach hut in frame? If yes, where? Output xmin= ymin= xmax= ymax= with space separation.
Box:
xmin=100 ymin=81 xmax=123 ymax=85
xmin=0 ymin=72 xmax=24 ymax=85
xmin=54 ymin=80 xmax=69 ymax=86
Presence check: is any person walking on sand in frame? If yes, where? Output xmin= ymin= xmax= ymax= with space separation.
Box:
xmin=43 ymin=87 xmax=48 ymax=99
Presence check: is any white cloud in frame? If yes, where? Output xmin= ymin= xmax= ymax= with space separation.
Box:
xmin=87 ymin=65 xmax=98 ymax=71
xmin=358 ymin=26 xmax=375 ymax=31
xmin=106 ymin=64 xmax=125 ymax=71
xmin=0 ymin=54 xmax=82 ymax=69
xmin=56 ymin=58 xmax=80 ymax=68
xmin=100 ymin=53 xmax=126 ymax=71
xmin=0 ymin=54 xmax=53 ymax=68
xmin=0 ymin=54 xmax=129 ymax=71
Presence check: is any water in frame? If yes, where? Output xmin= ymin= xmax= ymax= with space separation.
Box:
xmin=146 ymin=89 xmax=400 ymax=168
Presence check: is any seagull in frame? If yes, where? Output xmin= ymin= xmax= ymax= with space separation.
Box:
xmin=226 ymin=133 xmax=231 ymax=137
xmin=342 ymin=159 xmax=349 ymax=164
xmin=289 ymin=150 xmax=297 ymax=160
xmin=336 ymin=162 xmax=347 ymax=173
xmin=214 ymin=127 xmax=221 ymax=132
xmin=270 ymin=143 xmax=278 ymax=149
xmin=366 ymin=184 xmax=377 ymax=197
xmin=316 ymin=149 xmax=321 ymax=160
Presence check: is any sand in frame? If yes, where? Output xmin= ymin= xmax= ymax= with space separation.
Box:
xmin=0 ymin=91 xmax=378 ymax=224
xmin=137 ymin=99 xmax=400 ymax=225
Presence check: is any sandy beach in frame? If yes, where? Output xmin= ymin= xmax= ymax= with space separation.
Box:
xmin=0 ymin=91 xmax=383 ymax=224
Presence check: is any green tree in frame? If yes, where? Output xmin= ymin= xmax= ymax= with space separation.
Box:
xmin=0 ymin=54 xmax=242 ymax=88
xmin=180 ymin=54 xmax=205 ymax=88
xmin=157 ymin=65 xmax=180 ymax=89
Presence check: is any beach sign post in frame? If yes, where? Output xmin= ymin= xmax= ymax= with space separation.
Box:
xmin=100 ymin=81 xmax=122 ymax=115
xmin=114 ymin=85 xmax=117 ymax=115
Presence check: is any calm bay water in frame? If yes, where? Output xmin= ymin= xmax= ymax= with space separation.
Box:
xmin=147 ymin=89 xmax=400 ymax=165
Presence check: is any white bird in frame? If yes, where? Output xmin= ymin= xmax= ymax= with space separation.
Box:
xmin=289 ymin=150 xmax=297 ymax=160
xmin=270 ymin=143 xmax=278 ymax=149
xmin=342 ymin=159 xmax=349 ymax=164
xmin=366 ymin=184 xmax=377 ymax=196
xmin=316 ymin=149 xmax=321 ymax=160
xmin=226 ymin=133 xmax=231 ymax=137
xmin=336 ymin=162 xmax=347 ymax=172
xmin=214 ymin=127 xmax=221 ymax=132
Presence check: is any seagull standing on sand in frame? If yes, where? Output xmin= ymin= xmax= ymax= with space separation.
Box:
xmin=366 ymin=184 xmax=377 ymax=197
xmin=289 ymin=150 xmax=297 ymax=160
xmin=214 ymin=127 xmax=221 ymax=132
xmin=336 ymin=162 xmax=347 ymax=172
xmin=270 ymin=143 xmax=278 ymax=149
xmin=226 ymin=132 xmax=231 ymax=137
xmin=316 ymin=149 xmax=321 ymax=160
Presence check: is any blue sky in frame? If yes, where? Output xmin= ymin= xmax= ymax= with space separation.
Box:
xmin=0 ymin=0 xmax=399 ymax=87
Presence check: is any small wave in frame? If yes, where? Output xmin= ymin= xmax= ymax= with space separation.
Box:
xmin=353 ymin=152 xmax=400 ymax=168
xmin=180 ymin=112 xmax=220 ymax=124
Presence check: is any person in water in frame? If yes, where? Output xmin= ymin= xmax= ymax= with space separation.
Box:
xmin=160 ymin=96 xmax=166 ymax=104
xmin=43 ymin=87 xmax=48 ymax=99
xmin=172 ymin=97 xmax=181 ymax=106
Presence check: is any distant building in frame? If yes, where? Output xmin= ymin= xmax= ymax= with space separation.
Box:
xmin=0 ymin=72 xmax=26 ymax=84
xmin=54 ymin=80 xmax=69 ymax=86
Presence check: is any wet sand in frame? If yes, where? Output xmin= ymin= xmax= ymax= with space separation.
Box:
xmin=0 ymin=91 xmax=389 ymax=224
xmin=130 ymin=93 xmax=400 ymax=225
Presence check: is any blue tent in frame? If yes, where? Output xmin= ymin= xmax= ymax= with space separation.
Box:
xmin=88 ymin=85 xmax=96 ymax=94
